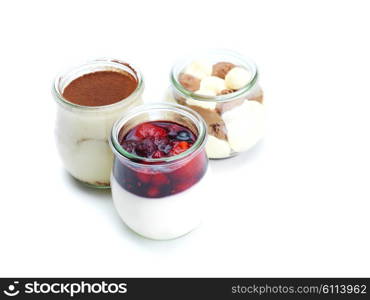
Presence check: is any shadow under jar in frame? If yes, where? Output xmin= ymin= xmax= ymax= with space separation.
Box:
xmin=53 ymin=59 xmax=144 ymax=188
xmin=169 ymin=49 xmax=265 ymax=159
xmin=109 ymin=103 xmax=211 ymax=240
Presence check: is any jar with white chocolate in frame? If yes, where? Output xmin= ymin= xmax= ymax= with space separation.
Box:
xmin=53 ymin=59 xmax=144 ymax=188
xmin=169 ymin=50 xmax=264 ymax=159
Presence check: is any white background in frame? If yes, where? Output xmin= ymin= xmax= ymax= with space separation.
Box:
xmin=0 ymin=0 xmax=369 ymax=277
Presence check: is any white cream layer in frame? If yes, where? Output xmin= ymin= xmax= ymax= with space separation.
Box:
xmin=111 ymin=168 xmax=213 ymax=240
xmin=55 ymin=98 xmax=142 ymax=186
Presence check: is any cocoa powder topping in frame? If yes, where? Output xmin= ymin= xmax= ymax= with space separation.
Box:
xmin=62 ymin=70 xmax=137 ymax=106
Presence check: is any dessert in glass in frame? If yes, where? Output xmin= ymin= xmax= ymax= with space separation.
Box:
xmin=169 ymin=49 xmax=264 ymax=159
xmin=53 ymin=59 xmax=144 ymax=188
xmin=109 ymin=103 xmax=210 ymax=240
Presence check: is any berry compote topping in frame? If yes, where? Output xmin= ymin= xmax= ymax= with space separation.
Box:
xmin=120 ymin=121 xmax=196 ymax=159
xmin=113 ymin=121 xmax=208 ymax=198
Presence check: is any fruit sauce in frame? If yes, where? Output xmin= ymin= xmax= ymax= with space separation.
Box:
xmin=112 ymin=121 xmax=208 ymax=198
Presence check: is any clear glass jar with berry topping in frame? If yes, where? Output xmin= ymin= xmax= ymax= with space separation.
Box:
xmin=53 ymin=59 xmax=144 ymax=188
xmin=109 ymin=103 xmax=211 ymax=240
xmin=169 ymin=49 xmax=264 ymax=159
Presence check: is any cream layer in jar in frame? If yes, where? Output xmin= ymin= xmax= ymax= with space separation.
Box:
xmin=53 ymin=59 xmax=144 ymax=187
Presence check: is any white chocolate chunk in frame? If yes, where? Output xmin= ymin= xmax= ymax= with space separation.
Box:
xmin=225 ymin=67 xmax=252 ymax=90
xmin=194 ymin=88 xmax=217 ymax=97
xmin=199 ymin=76 xmax=226 ymax=94
xmin=223 ymin=100 xmax=265 ymax=152
xmin=206 ymin=135 xmax=231 ymax=159
xmin=184 ymin=60 xmax=212 ymax=79
xmin=186 ymin=97 xmax=216 ymax=110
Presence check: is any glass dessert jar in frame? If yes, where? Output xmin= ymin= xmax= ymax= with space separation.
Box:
xmin=169 ymin=49 xmax=264 ymax=159
xmin=109 ymin=103 xmax=211 ymax=240
xmin=53 ymin=59 xmax=144 ymax=188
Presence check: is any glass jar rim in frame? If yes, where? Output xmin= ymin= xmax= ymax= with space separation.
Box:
xmin=110 ymin=103 xmax=208 ymax=165
xmin=52 ymin=58 xmax=144 ymax=111
xmin=170 ymin=49 xmax=258 ymax=103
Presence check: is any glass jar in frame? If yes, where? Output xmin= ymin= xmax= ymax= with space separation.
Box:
xmin=53 ymin=59 xmax=144 ymax=188
xmin=109 ymin=103 xmax=211 ymax=240
xmin=169 ymin=49 xmax=264 ymax=159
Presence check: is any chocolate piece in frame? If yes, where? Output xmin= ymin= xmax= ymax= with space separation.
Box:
xmin=209 ymin=123 xmax=228 ymax=140
xmin=179 ymin=73 xmax=201 ymax=92
xmin=218 ymin=89 xmax=235 ymax=95
xmin=185 ymin=104 xmax=228 ymax=140
xmin=212 ymin=62 xmax=235 ymax=79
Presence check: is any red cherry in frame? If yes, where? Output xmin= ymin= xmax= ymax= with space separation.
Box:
xmin=136 ymin=172 xmax=152 ymax=183
xmin=179 ymin=141 xmax=189 ymax=149
xmin=170 ymin=141 xmax=191 ymax=156
xmin=152 ymin=173 xmax=169 ymax=186
xmin=147 ymin=186 xmax=160 ymax=197
xmin=121 ymin=121 xmax=196 ymax=160
xmin=171 ymin=151 xmax=207 ymax=184
xmin=152 ymin=150 xmax=164 ymax=159
xmin=174 ymin=161 xmax=194 ymax=180
xmin=135 ymin=123 xmax=167 ymax=139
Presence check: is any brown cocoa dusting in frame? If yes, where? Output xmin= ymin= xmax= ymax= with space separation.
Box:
xmin=62 ymin=71 xmax=137 ymax=106
xmin=209 ymin=123 xmax=228 ymax=140
xmin=178 ymin=73 xmax=200 ymax=92
xmin=185 ymin=104 xmax=228 ymax=141
xmin=212 ymin=62 xmax=235 ymax=79
xmin=173 ymin=92 xmax=228 ymax=140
